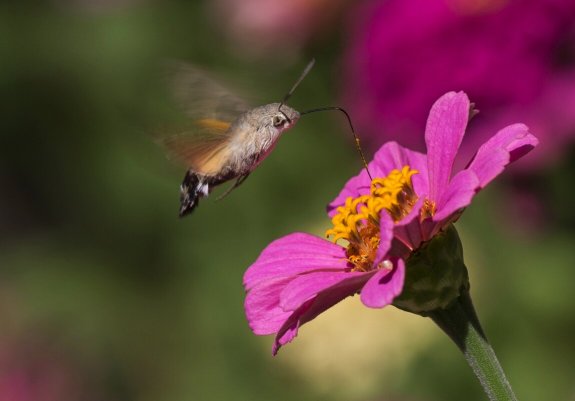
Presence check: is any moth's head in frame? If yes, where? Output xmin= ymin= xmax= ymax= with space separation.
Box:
xmin=251 ymin=103 xmax=300 ymax=135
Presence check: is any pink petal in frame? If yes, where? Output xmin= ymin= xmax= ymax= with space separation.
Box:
xmin=372 ymin=141 xmax=430 ymax=196
xmin=374 ymin=210 xmax=395 ymax=265
xmin=280 ymin=270 xmax=372 ymax=311
xmin=360 ymin=258 xmax=405 ymax=308
xmin=425 ymin=92 xmax=470 ymax=202
xmin=243 ymin=233 xmax=348 ymax=290
xmin=273 ymin=299 xmax=313 ymax=355
xmin=393 ymin=198 xmax=425 ymax=252
xmin=467 ymin=123 xmax=538 ymax=189
xmin=433 ymin=169 xmax=480 ymax=222
xmin=245 ymin=276 xmax=296 ymax=335
xmin=273 ymin=273 xmax=372 ymax=354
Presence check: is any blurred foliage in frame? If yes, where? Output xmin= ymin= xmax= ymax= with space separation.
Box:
xmin=0 ymin=1 xmax=574 ymax=401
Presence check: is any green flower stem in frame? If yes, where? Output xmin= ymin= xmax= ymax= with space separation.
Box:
xmin=429 ymin=290 xmax=518 ymax=401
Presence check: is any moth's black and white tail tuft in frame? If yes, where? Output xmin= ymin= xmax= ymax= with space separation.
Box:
xmin=179 ymin=171 xmax=208 ymax=217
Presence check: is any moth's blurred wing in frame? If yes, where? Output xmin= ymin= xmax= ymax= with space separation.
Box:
xmin=160 ymin=119 xmax=233 ymax=176
xmin=157 ymin=61 xmax=250 ymax=175
xmin=165 ymin=60 xmax=250 ymax=122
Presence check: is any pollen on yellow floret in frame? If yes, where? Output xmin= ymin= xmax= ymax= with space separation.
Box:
xmin=326 ymin=166 xmax=418 ymax=242
xmin=325 ymin=196 xmax=371 ymax=242
xmin=326 ymin=166 xmax=419 ymax=272
xmin=421 ymin=198 xmax=437 ymax=220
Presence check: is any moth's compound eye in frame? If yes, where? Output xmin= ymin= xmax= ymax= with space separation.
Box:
xmin=272 ymin=115 xmax=285 ymax=127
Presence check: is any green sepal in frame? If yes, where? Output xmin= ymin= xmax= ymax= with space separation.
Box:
xmin=393 ymin=224 xmax=470 ymax=315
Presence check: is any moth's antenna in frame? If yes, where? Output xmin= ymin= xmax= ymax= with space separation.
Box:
xmin=301 ymin=106 xmax=373 ymax=180
xmin=278 ymin=58 xmax=316 ymax=120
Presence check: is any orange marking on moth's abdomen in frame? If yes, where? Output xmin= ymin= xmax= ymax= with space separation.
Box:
xmin=195 ymin=119 xmax=232 ymax=134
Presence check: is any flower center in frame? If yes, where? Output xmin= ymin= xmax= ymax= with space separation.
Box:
xmin=326 ymin=166 xmax=418 ymax=272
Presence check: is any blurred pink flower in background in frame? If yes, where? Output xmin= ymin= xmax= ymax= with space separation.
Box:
xmin=0 ymin=336 xmax=82 ymax=401
xmin=211 ymin=0 xmax=347 ymax=56
xmin=0 ymin=289 xmax=104 ymax=401
xmin=342 ymin=0 xmax=575 ymax=169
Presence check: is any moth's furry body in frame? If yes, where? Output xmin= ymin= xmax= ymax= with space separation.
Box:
xmin=160 ymin=60 xmax=314 ymax=217
xmin=178 ymin=103 xmax=300 ymax=216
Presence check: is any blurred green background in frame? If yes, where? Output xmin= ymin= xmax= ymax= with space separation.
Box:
xmin=1 ymin=1 xmax=574 ymax=401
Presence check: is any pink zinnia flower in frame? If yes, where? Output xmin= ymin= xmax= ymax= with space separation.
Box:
xmin=243 ymin=92 xmax=537 ymax=354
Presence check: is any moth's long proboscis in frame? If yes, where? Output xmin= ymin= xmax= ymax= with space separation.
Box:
xmin=301 ymin=106 xmax=373 ymax=180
